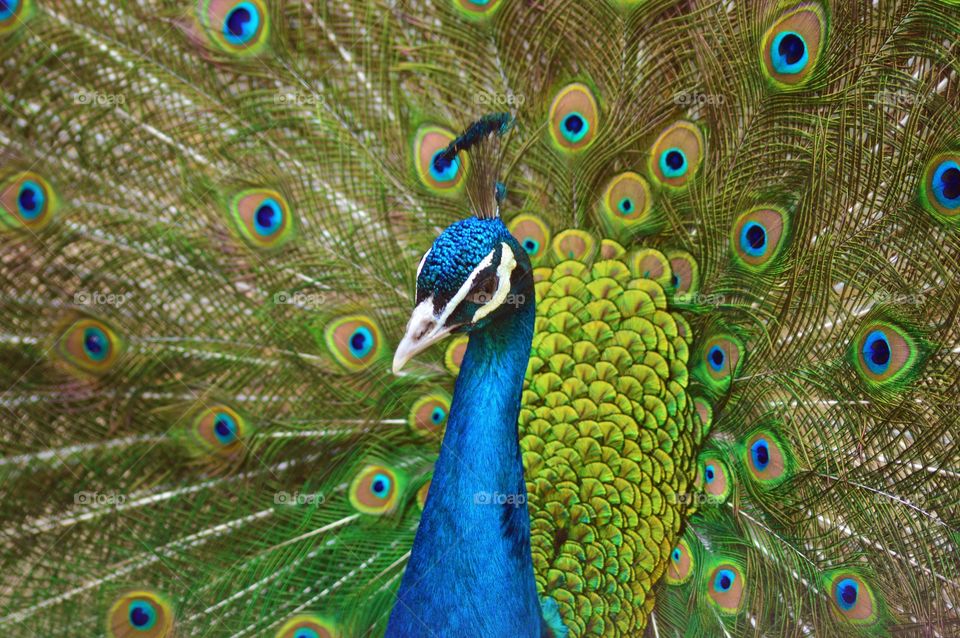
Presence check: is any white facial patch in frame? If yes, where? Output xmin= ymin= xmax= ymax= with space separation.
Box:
xmin=472 ymin=243 xmax=517 ymax=322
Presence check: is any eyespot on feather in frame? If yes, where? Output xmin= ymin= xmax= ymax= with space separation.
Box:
xmin=665 ymin=538 xmax=694 ymax=585
xmin=0 ymin=0 xmax=34 ymax=34
xmin=825 ymin=572 xmax=880 ymax=626
xmin=349 ymin=464 xmax=402 ymax=515
xmin=548 ymin=83 xmax=599 ymax=153
xmin=107 ymin=590 xmax=174 ymax=638
xmin=551 ymin=229 xmax=596 ymax=262
xmin=414 ymin=125 xmax=468 ymax=194
xmin=648 ymin=122 xmax=703 ymax=189
xmin=229 ymin=188 xmax=294 ymax=249
xmin=275 ymin=615 xmax=339 ymax=638
xmin=742 ymin=430 xmax=790 ymax=487
xmin=851 ymin=321 xmax=920 ymax=390
xmin=730 ymin=206 xmax=789 ymax=269
xmin=599 ymin=239 xmax=626 ymax=260
xmin=920 ymin=153 xmax=960 ymax=222
xmin=198 ymin=0 xmax=270 ymax=55
xmin=408 ymin=393 xmax=449 ymax=438
xmin=706 ymin=561 xmax=745 ymax=613
xmin=0 ymin=171 xmax=57 ymax=231
xmin=324 ymin=315 xmax=385 ymax=372
xmin=599 ymin=171 xmax=654 ymax=231
xmin=453 ymin=0 xmax=502 ymax=19
xmin=629 ymin=248 xmax=672 ymax=289
xmin=664 ymin=250 xmax=699 ymax=299
xmin=508 ymin=214 xmax=551 ymax=264
xmin=445 ymin=335 xmax=469 ymax=375
xmin=55 ymin=318 xmax=124 ymax=376
xmin=760 ymin=3 xmax=828 ymax=88
xmin=696 ymin=334 xmax=743 ymax=394
xmin=693 ymin=397 xmax=713 ymax=437
xmin=189 ymin=403 xmax=250 ymax=457
xmin=700 ymin=454 xmax=731 ymax=503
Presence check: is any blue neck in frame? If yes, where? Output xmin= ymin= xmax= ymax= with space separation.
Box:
xmin=387 ymin=301 xmax=541 ymax=637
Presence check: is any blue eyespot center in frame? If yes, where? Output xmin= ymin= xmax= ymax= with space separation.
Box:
xmin=740 ymin=221 xmax=768 ymax=257
xmin=295 ymin=630 xmax=320 ymax=638
xmin=751 ymin=439 xmax=770 ymax=471
xmin=671 ymin=548 xmax=681 ymax=562
xmin=371 ymin=473 xmax=391 ymax=498
xmin=430 ymin=406 xmax=446 ymax=425
xmin=83 ymin=327 xmax=109 ymax=361
xmin=429 ymin=151 xmax=460 ymax=183
xmin=714 ymin=569 xmax=735 ymax=592
xmin=660 ymin=148 xmax=688 ymax=178
xmin=0 ymin=0 xmax=19 ymax=19
xmin=862 ymin=329 xmax=891 ymax=375
xmin=213 ymin=413 xmax=238 ymax=443
xmin=705 ymin=465 xmax=716 ymax=483
xmin=348 ymin=326 xmax=374 ymax=359
xmin=779 ymin=33 xmax=805 ymax=65
xmin=771 ymin=31 xmax=809 ymax=75
xmin=523 ymin=238 xmax=540 ymax=255
xmin=223 ymin=2 xmax=261 ymax=45
xmin=253 ymin=199 xmax=283 ymax=236
xmin=932 ymin=160 xmax=960 ymax=209
xmin=708 ymin=345 xmax=725 ymax=371
xmin=17 ymin=181 xmax=44 ymax=220
xmin=836 ymin=578 xmax=859 ymax=611
xmin=617 ymin=197 xmax=633 ymax=215
xmin=560 ymin=113 xmax=589 ymax=143
xmin=128 ymin=601 xmax=157 ymax=630
xmin=670 ymin=274 xmax=680 ymax=289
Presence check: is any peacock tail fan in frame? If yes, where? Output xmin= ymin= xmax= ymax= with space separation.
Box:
xmin=1 ymin=0 xmax=958 ymax=636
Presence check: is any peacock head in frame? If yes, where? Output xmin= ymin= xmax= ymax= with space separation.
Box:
xmin=393 ymin=215 xmax=533 ymax=373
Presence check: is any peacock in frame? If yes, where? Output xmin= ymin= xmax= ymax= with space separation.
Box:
xmin=1 ymin=0 xmax=958 ymax=635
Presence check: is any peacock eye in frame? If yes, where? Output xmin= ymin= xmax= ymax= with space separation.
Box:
xmin=508 ymin=214 xmax=551 ymax=264
xmin=349 ymin=464 xmax=402 ymax=515
xmin=466 ymin=276 xmax=498 ymax=305
xmin=107 ymin=590 xmax=173 ymax=637
xmin=922 ymin=154 xmax=960 ymax=221
xmin=760 ymin=3 xmax=827 ymax=88
xmin=665 ymin=538 xmax=694 ymax=585
xmin=649 ymin=122 xmax=703 ymax=189
xmin=276 ymin=614 xmax=338 ymax=638
xmin=706 ymin=562 xmax=745 ymax=613
xmin=200 ymin=0 xmax=269 ymax=55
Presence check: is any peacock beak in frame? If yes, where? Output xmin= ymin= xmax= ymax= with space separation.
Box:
xmin=393 ymin=297 xmax=459 ymax=374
